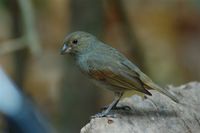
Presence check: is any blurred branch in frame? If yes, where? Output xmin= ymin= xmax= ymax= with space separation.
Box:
xmin=17 ymin=0 xmax=42 ymax=56
xmin=0 ymin=0 xmax=42 ymax=57
xmin=105 ymin=0 xmax=144 ymax=68
xmin=70 ymin=0 xmax=104 ymax=35
xmin=0 ymin=37 xmax=26 ymax=56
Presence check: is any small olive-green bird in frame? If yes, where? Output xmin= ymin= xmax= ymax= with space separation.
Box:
xmin=60 ymin=31 xmax=179 ymax=117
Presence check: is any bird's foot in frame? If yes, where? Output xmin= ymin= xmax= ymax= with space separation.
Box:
xmin=91 ymin=112 xmax=117 ymax=118
xmin=115 ymin=105 xmax=132 ymax=111
xmin=101 ymin=105 xmax=131 ymax=111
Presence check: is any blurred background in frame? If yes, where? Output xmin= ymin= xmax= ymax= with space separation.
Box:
xmin=0 ymin=0 xmax=200 ymax=132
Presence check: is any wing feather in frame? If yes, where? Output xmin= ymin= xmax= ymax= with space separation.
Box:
xmin=121 ymin=60 xmax=179 ymax=103
xmin=87 ymin=63 xmax=152 ymax=96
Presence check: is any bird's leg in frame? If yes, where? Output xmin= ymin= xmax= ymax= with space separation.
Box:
xmin=93 ymin=92 xmax=123 ymax=118
xmin=101 ymin=92 xmax=131 ymax=111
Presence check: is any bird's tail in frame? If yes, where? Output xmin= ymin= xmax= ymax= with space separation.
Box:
xmin=145 ymin=83 xmax=179 ymax=103
xmin=138 ymin=71 xmax=179 ymax=103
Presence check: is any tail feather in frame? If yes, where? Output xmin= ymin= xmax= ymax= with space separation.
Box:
xmin=139 ymin=72 xmax=179 ymax=103
xmin=145 ymin=83 xmax=179 ymax=103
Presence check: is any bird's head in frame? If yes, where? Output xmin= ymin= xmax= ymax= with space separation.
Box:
xmin=60 ymin=31 xmax=97 ymax=56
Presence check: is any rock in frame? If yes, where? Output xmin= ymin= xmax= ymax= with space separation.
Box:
xmin=81 ymin=82 xmax=200 ymax=133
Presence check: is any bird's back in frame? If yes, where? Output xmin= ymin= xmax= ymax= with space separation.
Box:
xmin=77 ymin=41 xmax=179 ymax=103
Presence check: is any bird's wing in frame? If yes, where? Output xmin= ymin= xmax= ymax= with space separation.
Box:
xmin=86 ymin=58 xmax=152 ymax=96
xmin=122 ymin=60 xmax=179 ymax=103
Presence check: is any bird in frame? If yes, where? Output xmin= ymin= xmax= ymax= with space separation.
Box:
xmin=60 ymin=31 xmax=179 ymax=117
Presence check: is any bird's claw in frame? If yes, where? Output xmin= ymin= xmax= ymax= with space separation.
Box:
xmin=117 ymin=105 xmax=132 ymax=111
xmin=101 ymin=105 xmax=131 ymax=111
xmin=91 ymin=112 xmax=117 ymax=118
xmin=91 ymin=113 xmax=106 ymax=118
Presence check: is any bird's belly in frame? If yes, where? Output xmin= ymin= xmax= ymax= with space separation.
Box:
xmin=91 ymin=79 xmax=125 ymax=92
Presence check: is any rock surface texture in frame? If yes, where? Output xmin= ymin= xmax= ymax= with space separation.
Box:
xmin=81 ymin=82 xmax=200 ymax=133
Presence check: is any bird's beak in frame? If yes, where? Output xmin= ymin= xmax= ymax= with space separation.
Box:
xmin=60 ymin=43 xmax=72 ymax=55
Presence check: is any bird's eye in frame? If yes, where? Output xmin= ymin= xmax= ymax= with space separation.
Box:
xmin=72 ymin=39 xmax=78 ymax=44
